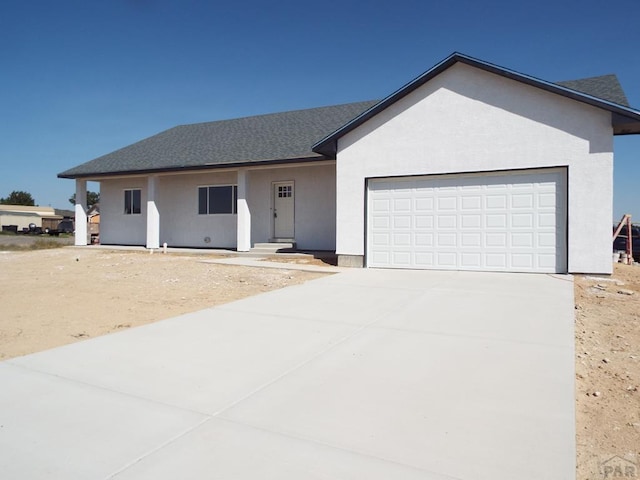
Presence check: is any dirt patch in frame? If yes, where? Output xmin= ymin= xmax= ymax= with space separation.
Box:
xmin=0 ymin=248 xmax=327 ymax=360
xmin=260 ymin=254 xmax=337 ymax=267
xmin=575 ymin=263 xmax=640 ymax=478
xmin=0 ymin=233 xmax=74 ymax=250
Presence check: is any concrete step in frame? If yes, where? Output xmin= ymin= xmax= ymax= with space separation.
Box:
xmin=251 ymin=242 xmax=296 ymax=253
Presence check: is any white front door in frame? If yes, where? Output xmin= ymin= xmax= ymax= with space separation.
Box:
xmin=273 ymin=181 xmax=294 ymax=239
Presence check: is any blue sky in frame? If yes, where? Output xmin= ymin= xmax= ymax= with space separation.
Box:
xmin=1 ymin=0 xmax=639 ymax=219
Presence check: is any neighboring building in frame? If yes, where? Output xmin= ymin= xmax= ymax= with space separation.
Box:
xmin=54 ymin=208 xmax=75 ymax=219
xmin=58 ymin=53 xmax=640 ymax=274
xmin=0 ymin=205 xmax=60 ymax=231
xmin=87 ymin=204 xmax=100 ymax=243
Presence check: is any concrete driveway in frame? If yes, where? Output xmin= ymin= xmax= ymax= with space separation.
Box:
xmin=0 ymin=269 xmax=575 ymax=480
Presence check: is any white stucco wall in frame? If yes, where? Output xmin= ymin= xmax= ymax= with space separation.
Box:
xmin=247 ymin=163 xmax=336 ymax=250
xmin=158 ymin=171 xmax=238 ymax=248
xmin=98 ymin=163 xmax=336 ymax=250
xmin=100 ymin=178 xmax=147 ymax=245
xmin=336 ymin=62 xmax=614 ymax=274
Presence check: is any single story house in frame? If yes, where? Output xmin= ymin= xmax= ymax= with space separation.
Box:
xmin=0 ymin=205 xmax=60 ymax=231
xmin=59 ymin=52 xmax=640 ymax=274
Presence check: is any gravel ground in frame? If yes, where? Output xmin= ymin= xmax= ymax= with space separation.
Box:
xmin=0 ymin=233 xmax=74 ymax=248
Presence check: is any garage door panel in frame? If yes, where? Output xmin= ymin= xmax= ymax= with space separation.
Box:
xmin=438 ymin=216 xmax=456 ymax=228
xmin=511 ymin=182 xmax=534 ymax=190
xmin=511 ymin=193 xmax=534 ymax=209
xmin=368 ymin=169 xmax=567 ymax=273
xmin=461 ymin=195 xmax=482 ymax=210
xmin=461 ymin=214 xmax=481 ymax=228
xmin=415 ymin=198 xmax=434 ymax=211
xmin=538 ymin=193 xmax=556 ymax=208
xmin=438 ymin=197 xmax=457 ymax=211
xmin=511 ymin=254 xmax=534 ymax=268
xmin=538 ymin=213 xmax=556 ymax=228
xmin=392 ymin=251 xmax=411 ymax=266
xmin=393 ymin=215 xmax=411 ymax=229
xmin=372 ymin=233 xmax=390 ymax=246
xmin=511 ymin=213 xmax=533 ymax=228
xmin=461 ymin=233 xmax=481 ymax=247
xmin=414 ymin=252 xmax=434 ymax=266
xmin=372 ymin=251 xmax=390 ymax=265
xmin=486 ymin=195 xmax=507 ymax=209
xmin=372 ymin=199 xmax=391 ymax=212
xmin=511 ymin=233 xmax=533 ymax=248
xmin=393 ymin=198 xmax=411 ymax=211
xmin=372 ymin=216 xmax=390 ymax=229
xmin=437 ymin=252 xmax=457 ymax=266
xmin=538 ymin=232 xmax=555 ymax=247
xmin=415 ymin=215 xmax=433 ymax=229
xmin=486 ymin=253 xmax=507 ymax=268
xmin=461 ymin=253 xmax=482 ymax=267
xmin=437 ymin=233 xmax=457 ymax=247
xmin=485 ymin=233 xmax=507 ymax=247
xmin=393 ymin=233 xmax=411 ymax=246
xmin=538 ymin=254 xmax=556 ymax=269
xmin=415 ymin=233 xmax=433 ymax=246
xmin=486 ymin=214 xmax=507 ymax=228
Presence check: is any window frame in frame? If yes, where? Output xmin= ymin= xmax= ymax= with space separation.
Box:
xmin=198 ymin=185 xmax=238 ymax=215
xmin=124 ymin=188 xmax=142 ymax=215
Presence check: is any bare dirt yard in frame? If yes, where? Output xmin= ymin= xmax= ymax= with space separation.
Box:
xmin=575 ymin=263 xmax=640 ymax=479
xmin=0 ymin=247 xmax=327 ymax=360
xmin=1 ymin=240 xmax=638 ymax=478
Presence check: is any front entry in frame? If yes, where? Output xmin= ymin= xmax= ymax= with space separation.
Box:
xmin=273 ymin=181 xmax=294 ymax=239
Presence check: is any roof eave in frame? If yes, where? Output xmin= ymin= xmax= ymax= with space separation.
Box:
xmin=57 ymin=154 xmax=331 ymax=180
xmin=612 ymin=113 xmax=640 ymax=135
xmin=312 ymin=52 xmax=640 ymax=155
xmin=613 ymin=123 xmax=640 ymax=135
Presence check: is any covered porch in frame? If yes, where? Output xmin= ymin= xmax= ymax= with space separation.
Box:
xmin=73 ymin=162 xmax=336 ymax=252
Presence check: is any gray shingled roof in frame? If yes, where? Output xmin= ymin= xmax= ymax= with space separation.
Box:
xmin=60 ymin=55 xmax=639 ymax=179
xmin=58 ymin=101 xmax=378 ymax=178
xmin=556 ymin=74 xmax=630 ymax=107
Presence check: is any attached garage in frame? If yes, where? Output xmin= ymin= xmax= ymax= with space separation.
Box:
xmin=367 ymin=169 xmax=567 ymax=273
xmin=313 ymin=53 xmax=640 ymax=275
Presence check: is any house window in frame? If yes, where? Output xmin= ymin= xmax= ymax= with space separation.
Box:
xmin=198 ymin=185 xmax=238 ymax=214
xmin=124 ymin=189 xmax=141 ymax=215
xmin=277 ymin=185 xmax=292 ymax=198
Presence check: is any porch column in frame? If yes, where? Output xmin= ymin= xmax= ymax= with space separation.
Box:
xmin=146 ymin=175 xmax=160 ymax=249
xmin=236 ymin=169 xmax=251 ymax=252
xmin=74 ymin=179 xmax=88 ymax=246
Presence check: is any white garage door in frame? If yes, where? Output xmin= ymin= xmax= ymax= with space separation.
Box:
xmin=367 ymin=169 xmax=567 ymax=273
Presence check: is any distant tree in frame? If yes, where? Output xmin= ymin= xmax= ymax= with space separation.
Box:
xmin=0 ymin=190 xmax=35 ymax=206
xmin=69 ymin=191 xmax=100 ymax=208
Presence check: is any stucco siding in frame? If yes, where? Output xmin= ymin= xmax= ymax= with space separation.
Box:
xmin=336 ymin=62 xmax=614 ymax=274
xmin=100 ymin=178 xmax=147 ymax=245
xmin=158 ymin=172 xmax=238 ymax=248
xmin=247 ymin=164 xmax=336 ymax=250
xmin=98 ymin=163 xmax=336 ymax=250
